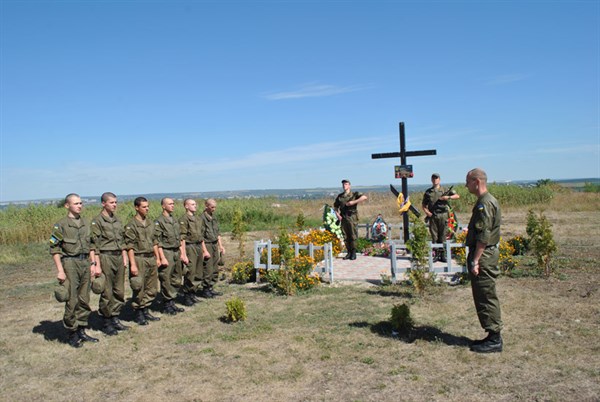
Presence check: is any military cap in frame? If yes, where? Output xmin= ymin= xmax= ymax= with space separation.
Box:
xmin=431 ymin=173 xmax=440 ymax=178
xmin=91 ymin=272 xmax=106 ymax=295
xmin=54 ymin=280 xmax=70 ymax=303
xmin=341 ymin=179 xmax=350 ymax=184
xmin=130 ymin=275 xmax=143 ymax=291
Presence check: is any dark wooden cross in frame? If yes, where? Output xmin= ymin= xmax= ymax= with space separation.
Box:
xmin=371 ymin=122 xmax=437 ymax=242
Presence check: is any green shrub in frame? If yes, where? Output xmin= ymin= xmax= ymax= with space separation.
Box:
xmin=230 ymin=260 xmax=254 ymax=284
xmin=390 ymin=303 xmax=414 ymax=333
xmin=224 ymin=297 xmax=247 ymax=322
xmin=507 ymin=235 xmax=529 ymax=255
xmin=526 ymin=210 xmax=558 ymax=277
xmin=406 ymin=215 xmax=428 ymax=269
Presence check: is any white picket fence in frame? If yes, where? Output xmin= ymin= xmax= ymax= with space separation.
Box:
xmin=388 ymin=240 xmax=469 ymax=283
xmin=253 ymin=240 xmax=335 ymax=283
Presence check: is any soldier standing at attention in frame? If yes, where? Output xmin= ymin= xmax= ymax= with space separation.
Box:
xmin=154 ymin=197 xmax=185 ymax=315
xmin=199 ymin=199 xmax=225 ymax=298
xmin=91 ymin=192 xmax=130 ymax=336
xmin=124 ymin=197 xmax=161 ymax=326
xmin=334 ymin=180 xmax=368 ymax=260
xmin=50 ymin=193 xmax=100 ymax=348
xmin=465 ymin=168 xmax=503 ymax=353
xmin=179 ymin=199 xmax=208 ymax=306
xmin=422 ymin=173 xmax=460 ymax=262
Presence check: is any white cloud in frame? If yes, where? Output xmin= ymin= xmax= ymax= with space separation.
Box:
xmin=262 ymin=82 xmax=373 ymax=100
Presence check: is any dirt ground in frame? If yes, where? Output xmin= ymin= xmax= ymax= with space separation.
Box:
xmin=0 ymin=205 xmax=598 ymax=401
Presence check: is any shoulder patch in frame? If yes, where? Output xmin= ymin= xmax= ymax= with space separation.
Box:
xmin=53 ymin=224 xmax=60 ymax=229
xmin=126 ymin=226 xmax=131 ymax=230
xmin=477 ymin=204 xmax=485 ymax=212
xmin=49 ymin=235 xmax=59 ymax=245
xmin=155 ymin=221 xmax=160 ymax=225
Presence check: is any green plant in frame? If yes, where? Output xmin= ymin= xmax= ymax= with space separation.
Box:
xmin=390 ymin=303 xmax=414 ymax=333
xmin=264 ymin=228 xmax=320 ymax=295
xmin=526 ymin=210 xmax=558 ymax=277
xmin=583 ymin=182 xmax=600 ymax=193
xmin=230 ymin=207 xmax=247 ymax=259
xmin=406 ymin=215 xmax=428 ymax=269
xmin=224 ymin=297 xmax=247 ymax=322
xmin=408 ymin=268 xmax=436 ymax=295
xmin=295 ymin=212 xmax=306 ymax=231
xmin=507 ymin=235 xmax=529 ymax=255
xmin=354 ymin=237 xmax=372 ymax=253
xmin=230 ymin=260 xmax=254 ymax=284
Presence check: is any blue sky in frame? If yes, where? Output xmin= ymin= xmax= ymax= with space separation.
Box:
xmin=1 ymin=0 xmax=598 ymax=202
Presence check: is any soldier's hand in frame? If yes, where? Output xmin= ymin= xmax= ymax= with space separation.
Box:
xmin=160 ymin=257 xmax=169 ymax=266
xmin=57 ymin=271 xmax=66 ymax=282
xmin=181 ymin=256 xmax=189 ymax=265
xmin=470 ymin=261 xmax=480 ymax=276
xmin=130 ymin=265 xmax=139 ymax=276
xmin=203 ymin=251 xmax=211 ymax=260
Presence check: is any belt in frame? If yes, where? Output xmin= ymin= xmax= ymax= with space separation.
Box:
xmin=486 ymin=244 xmax=498 ymax=249
xmin=62 ymin=254 xmax=88 ymax=260
xmin=100 ymin=250 xmax=122 ymax=256
xmin=186 ymin=242 xmax=202 ymax=246
xmin=163 ymin=246 xmax=180 ymax=252
xmin=135 ymin=252 xmax=155 ymax=258
xmin=205 ymin=240 xmax=218 ymax=244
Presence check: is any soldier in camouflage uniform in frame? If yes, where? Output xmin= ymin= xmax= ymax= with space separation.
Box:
xmin=199 ymin=199 xmax=225 ymax=298
xmin=334 ymin=180 xmax=368 ymax=260
xmin=179 ymin=199 xmax=208 ymax=306
xmin=465 ymin=168 xmax=503 ymax=353
xmin=50 ymin=193 xmax=100 ymax=348
xmin=91 ymin=192 xmax=130 ymax=336
xmin=124 ymin=197 xmax=161 ymax=326
xmin=422 ymin=173 xmax=460 ymax=262
xmin=154 ymin=197 xmax=185 ymax=315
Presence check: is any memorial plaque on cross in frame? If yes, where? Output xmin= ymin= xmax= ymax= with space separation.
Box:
xmin=372 ymin=122 xmax=437 ymax=242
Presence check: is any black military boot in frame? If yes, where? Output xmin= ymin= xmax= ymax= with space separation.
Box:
xmin=438 ymin=250 xmax=447 ymax=263
xmin=183 ymin=293 xmax=196 ymax=306
xmin=143 ymin=308 xmax=161 ymax=321
xmin=102 ymin=317 xmax=118 ymax=336
xmin=200 ymin=287 xmax=214 ymax=299
xmin=134 ymin=309 xmax=148 ymax=326
xmin=343 ymin=252 xmax=352 ymax=260
xmin=68 ymin=330 xmax=83 ymax=348
xmin=77 ymin=327 xmax=99 ymax=343
xmin=209 ymin=287 xmax=223 ymax=297
xmin=349 ymin=250 xmax=357 ymax=260
xmin=111 ymin=317 xmax=129 ymax=331
xmin=470 ymin=332 xmax=503 ymax=353
xmin=164 ymin=301 xmax=178 ymax=315
xmin=172 ymin=300 xmax=185 ymax=312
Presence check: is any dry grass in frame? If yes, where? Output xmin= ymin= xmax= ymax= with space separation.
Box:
xmin=1 ymin=193 xmax=599 ymax=401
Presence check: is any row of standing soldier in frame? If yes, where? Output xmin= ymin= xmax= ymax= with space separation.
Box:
xmin=50 ymin=192 xmax=225 ymax=348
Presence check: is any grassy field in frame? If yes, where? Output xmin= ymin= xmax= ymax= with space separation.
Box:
xmin=0 ymin=190 xmax=599 ymax=401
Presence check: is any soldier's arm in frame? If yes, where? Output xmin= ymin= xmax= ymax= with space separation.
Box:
xmin=153 ymin=221 xmax=168 ymax=266
xmin=49 ymin=225 xmax=66 ymax=281
xmin=347 ymin=193 xmax=367 ymax=206
xmin=180 ymin=239 xmax=189 ymax=265
xmin=52 ymin=254 xmax=66 ymax=282
xmin=127 ymin=249 xmax=138 ymax=276
xmin=218 ymin=235 xmax=225 ymax=254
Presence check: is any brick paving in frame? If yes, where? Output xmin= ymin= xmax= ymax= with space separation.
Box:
xmin=321 ymin=253 xmax=463 ymax=284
